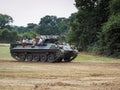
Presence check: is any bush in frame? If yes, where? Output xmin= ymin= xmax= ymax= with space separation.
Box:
xmin=99 ymin=14 xmax=120 ymax=58
xmin=0 ymin=28 xmax=18 ymax=43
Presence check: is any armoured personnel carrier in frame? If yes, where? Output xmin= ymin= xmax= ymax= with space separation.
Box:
xmin=10 ymin=38 xmax=78 ymax=62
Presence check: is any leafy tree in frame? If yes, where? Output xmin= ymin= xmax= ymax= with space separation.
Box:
xmin=22 ymin=31 xmax=37 ymax=39
xmin=36 ymin=15 xmax=69 ymax=35
xmin=109 ymin=0 xmax=120 ymax=15
xmin=0 ymin=14 xmax=13 ymax=29
xmin=11 ymin=26 xmax=26 ymax=34
xmin=75 ymin=0 xmax=98 ymax=10
xmin=68 ymin=0 xmax=110 ymax=51
xmin=67 ymin=13 xmax=81 ymax=49
xmin=0 ymin=28 xmax=18 ymax=43
xmin=57 ymin=18 xmax=69 ymax=34
xmin=98 ymin=0 xmax=120 ymax=57
xmin=26 ymin=23 xmax=37 ymax=30
xmin=95 ymin=0 xmax=110 ymax=26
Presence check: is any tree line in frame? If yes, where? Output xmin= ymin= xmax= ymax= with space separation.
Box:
xmin=0 ymin=14 xmax=69 ymax=43
xmin=0 ymin=0 xmax=120 ymax=58
xmin=68 ymin=0 xmax=120 ymax=58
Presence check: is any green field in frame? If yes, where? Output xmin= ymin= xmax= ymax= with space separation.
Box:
xmin=0 ymin=45 xmax=12 ymax=59
xmin=0 ymin=45 xmax=120 ymax=61
xmin=75 ymin=53 xmax=120 ymax=62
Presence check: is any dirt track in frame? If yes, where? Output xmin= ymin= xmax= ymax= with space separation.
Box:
xmin=0 ymin=59 xmax=120 ymax=90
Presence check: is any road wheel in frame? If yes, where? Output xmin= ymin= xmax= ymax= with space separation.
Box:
xmin=17 ymin=53 xmax=26 ymax=62
xmin=33 ymin=54 xmax=40 ymax=62
xmin=64 ymin=56 xmax=71 ymax=62
xmin=47 ymin=54 xmax=55 ymax=63
xmin=11 ymin=53 xmax=18 ymax=60
xmin=26 ymin=54 xmax=33 ymax=62
xmin=56 ymin=58 xmax=62 ymax=62
xmin=40 ymin=54 xmax=47 ymax=62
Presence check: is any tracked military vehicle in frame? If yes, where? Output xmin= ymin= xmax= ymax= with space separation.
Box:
xmin=10 ymin=38 xmax=78 ymax=63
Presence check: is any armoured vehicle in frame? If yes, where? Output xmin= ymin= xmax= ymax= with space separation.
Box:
xmin=10 ymin=38 xmax=78 ymax=63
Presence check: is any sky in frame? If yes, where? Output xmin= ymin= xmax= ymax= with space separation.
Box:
xmin=0 ymin=0 xmax=77 ymax=26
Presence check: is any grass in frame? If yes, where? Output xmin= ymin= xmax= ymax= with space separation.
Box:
xmin=0 ymin=44 xmax=120 ymax=61
xmin=0 ymin=45 xmax=12 ymax=59
xmin=75 ymin=52 xmax=120 ymax=62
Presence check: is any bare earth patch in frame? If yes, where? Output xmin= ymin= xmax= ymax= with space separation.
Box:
xmin=0 ymin=59 xmax=120 ymax=90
